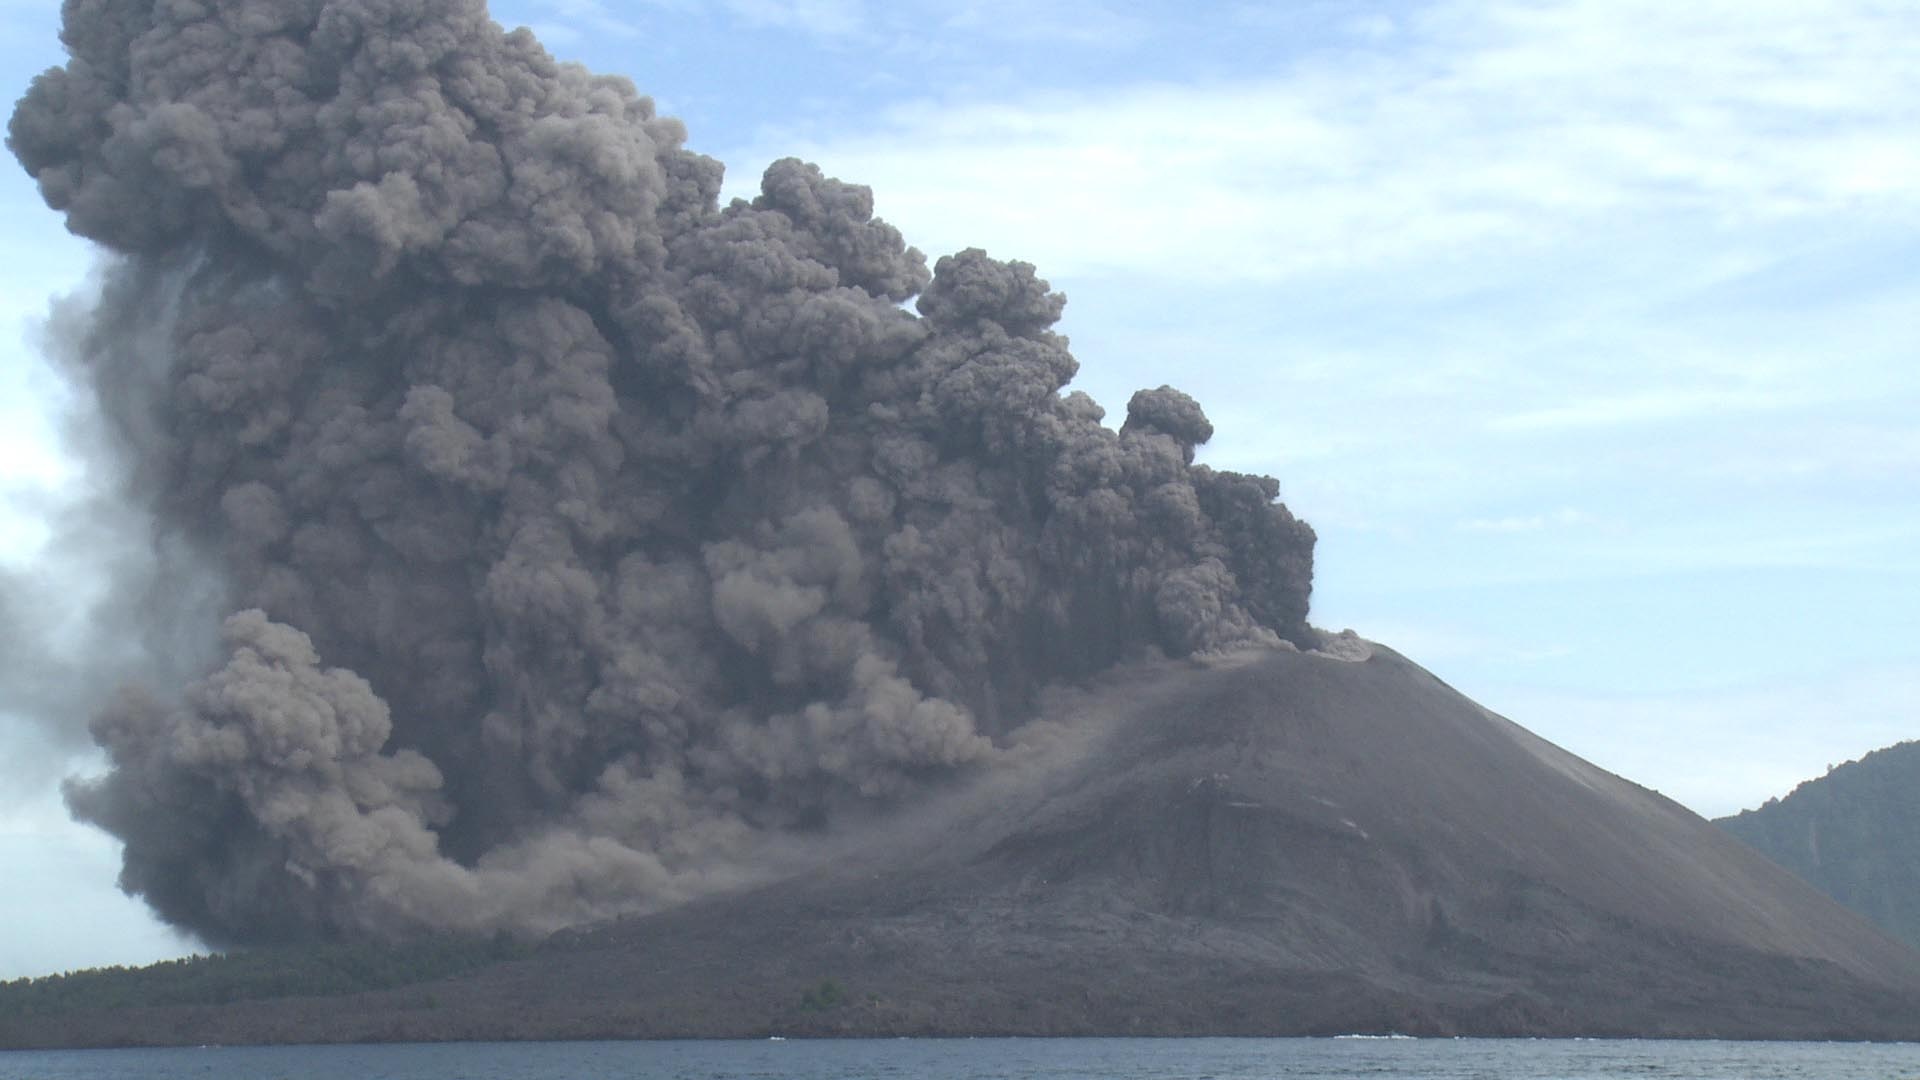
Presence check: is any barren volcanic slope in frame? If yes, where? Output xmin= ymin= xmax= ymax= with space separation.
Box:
xmin=428 ymin=645 xmax=1920 ymax=1039
xmin=15 ymin=644 xmax=1920 ymax=1046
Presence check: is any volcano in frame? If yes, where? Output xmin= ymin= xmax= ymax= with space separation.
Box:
xmin=506 ymin=642 xmax=1920 ymax=1039
xmin=9 ymin=0 xmax=1920 ymax=1046
xmin=16 ymin=641 xmax=1919 ymax=1046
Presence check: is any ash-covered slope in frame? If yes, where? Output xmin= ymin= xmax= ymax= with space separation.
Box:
xmin=1720 ymin=741 xmax=1920 ymax=950
xmin=520 ymin=642 xmax=1916 ymax=1040
xmin=20 ymin=643 xmax=1917 ymax=1046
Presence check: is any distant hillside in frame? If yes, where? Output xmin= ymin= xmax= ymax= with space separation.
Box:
xmin=0 ymin=935 xmax=528 ymax=1018
xmin=1719 ymin=741 xmax=1920 ymax=950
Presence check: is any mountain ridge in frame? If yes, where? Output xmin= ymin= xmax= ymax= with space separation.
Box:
xmin=1719 ymin=740 xmax=1920 ymax=951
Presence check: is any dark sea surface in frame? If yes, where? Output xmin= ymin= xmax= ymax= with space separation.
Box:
xmin=4 ymin=1038 xmax=1920 ymax=1080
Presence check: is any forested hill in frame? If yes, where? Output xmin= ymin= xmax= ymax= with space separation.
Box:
xmin=0 ymin=935 xmax=529 ymax=1018
xmin=1719 ymin=741 xmax=1920 ymax=950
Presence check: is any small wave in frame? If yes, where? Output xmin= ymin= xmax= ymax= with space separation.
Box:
xmin=1333 ymin=1033 xmax=1416 ymax=1040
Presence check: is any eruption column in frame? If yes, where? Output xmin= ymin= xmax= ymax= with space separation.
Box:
xmin=9 ymin=0 xmax=1314 ymax=943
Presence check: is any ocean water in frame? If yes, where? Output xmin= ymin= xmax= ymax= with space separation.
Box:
xmin=3 ymin=1038 xmax=1919 ymax=1080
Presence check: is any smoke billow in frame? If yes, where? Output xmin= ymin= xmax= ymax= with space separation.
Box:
xmin=8 ymin=0 xmax=1314 ymax=944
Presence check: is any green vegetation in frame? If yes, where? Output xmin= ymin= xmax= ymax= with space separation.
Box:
xmin=1719 ymin=740 xmax=1920 ymax=950
xmin=0 ymin=933 xmax=531 ymax=1015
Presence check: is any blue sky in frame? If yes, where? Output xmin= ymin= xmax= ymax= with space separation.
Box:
xmin=1 ymin=0 xmax=1916 ymax=978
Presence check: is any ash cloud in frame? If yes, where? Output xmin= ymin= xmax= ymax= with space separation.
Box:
xmin=8 ymin=0 xmax=1315 ymax=944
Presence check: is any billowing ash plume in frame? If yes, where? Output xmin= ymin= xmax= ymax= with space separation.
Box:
xmin=8 ymin=0 xmax=1314 ymax=944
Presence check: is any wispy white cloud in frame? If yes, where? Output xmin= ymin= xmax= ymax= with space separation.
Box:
xmin=729 ymin=0 xmax=1920 ymax=281
xmin=933 ymin=0 xmax=1154 ymax=49
xmin=702 ymin=0 xmax=1158 ymax=49
xmin=1492 ymin=662 xmax=1920 ymax=818
xmin=1486 ymin=386 xmax=1805 ymax=433
xmin=1698 ymin=424 xmax=1920 ymax=485
xmin=555 ymin=0 xmax=645 ymax=35
xmin=1587 ymin=522 xmax=1920 ymax=577
xmin=1458 ymin=508 xmax=1591 ymax=533
xmin=496 ymin=0 xmax=645 ymax=45
xmin=722 ymin=0 xmax=866 ymax=37
xmin=1227 ymin=3 xmax=1403 ymax=42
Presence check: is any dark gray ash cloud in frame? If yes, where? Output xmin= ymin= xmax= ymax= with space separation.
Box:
xmin=7 ymin=0 xmax=1315 ymax=944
